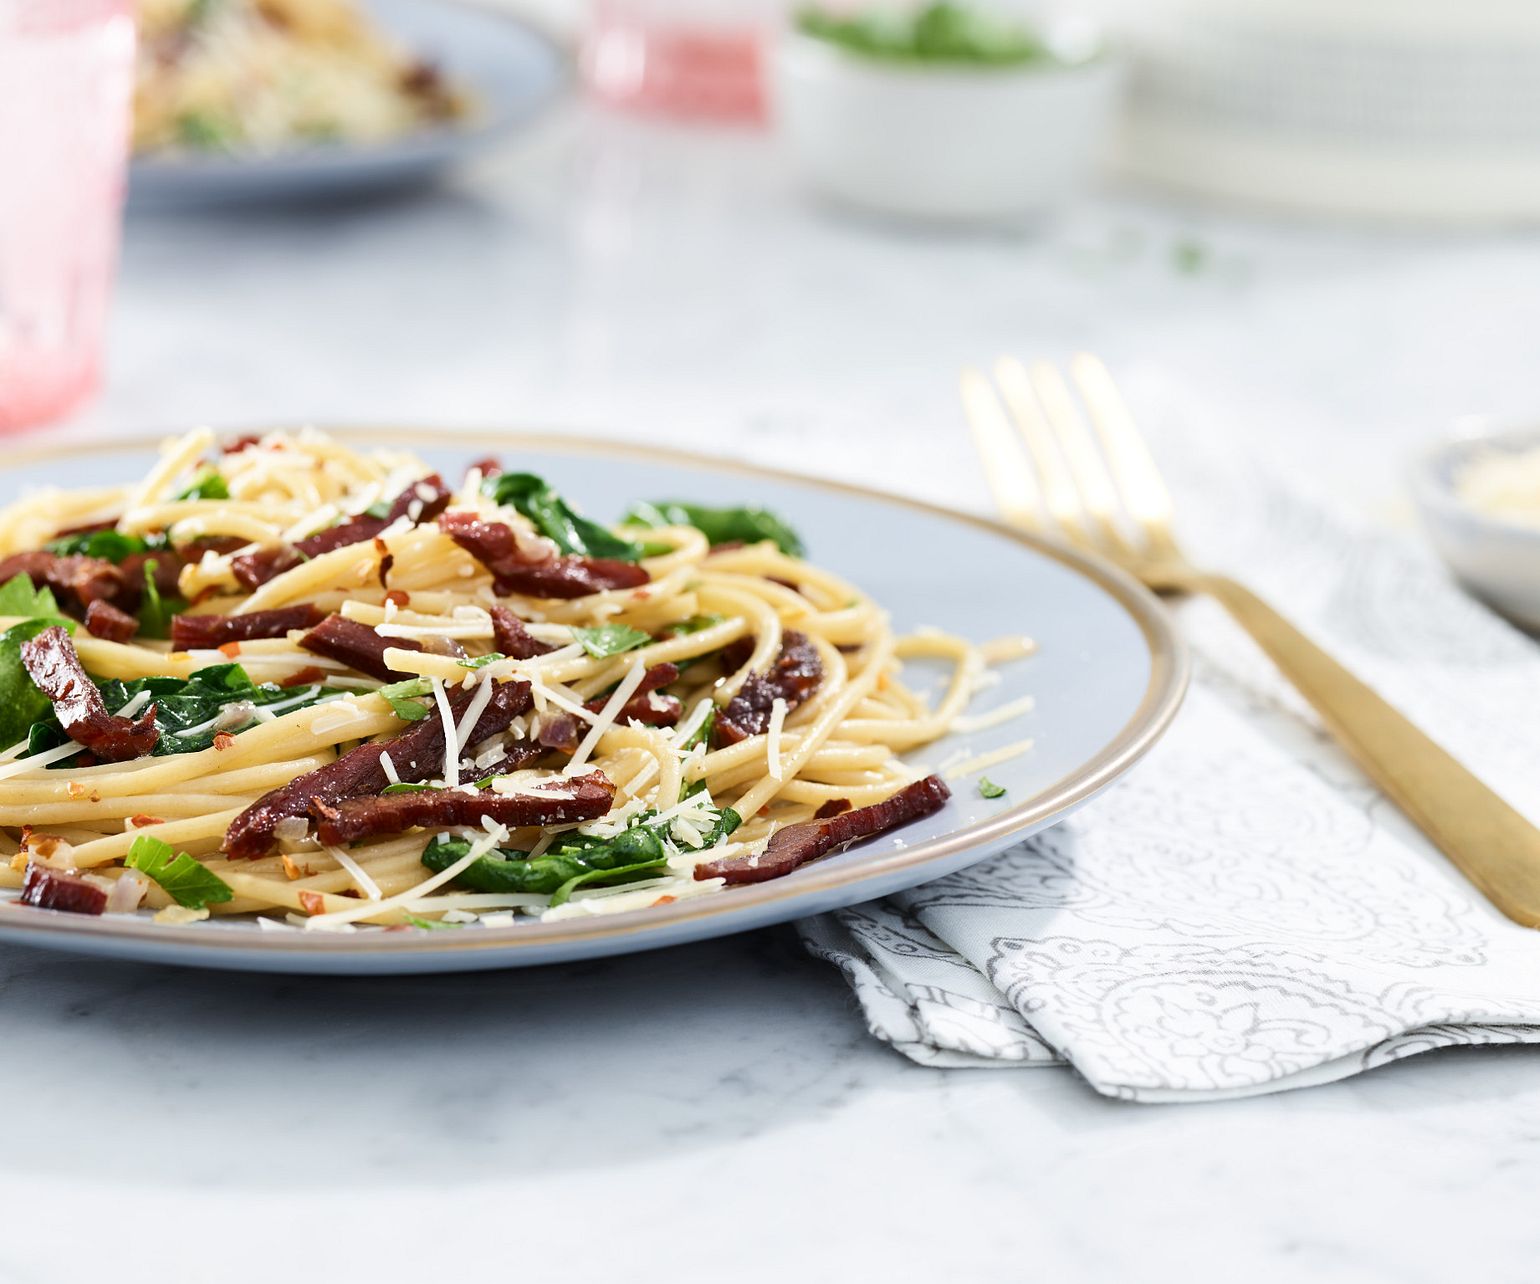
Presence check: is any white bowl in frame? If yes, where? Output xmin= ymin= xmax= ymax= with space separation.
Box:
xmin=1411 ymin=426 xmax=1540 ymax=631
xmin=773 ymin=27 xmax=1120 ymax=224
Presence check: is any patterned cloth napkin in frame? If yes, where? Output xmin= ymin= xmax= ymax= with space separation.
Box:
xmin=799 ymin=433 xmax=1540 ymax=1101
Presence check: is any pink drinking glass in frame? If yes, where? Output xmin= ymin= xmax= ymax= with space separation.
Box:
xmin=583 ymin=0 xmax=772 ymax=122
xmin=0 ymin=0 xmax=135 ymax=432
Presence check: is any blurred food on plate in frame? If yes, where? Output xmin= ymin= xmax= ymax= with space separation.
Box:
xmin=133 ymin=0 xmax=469 ymax=155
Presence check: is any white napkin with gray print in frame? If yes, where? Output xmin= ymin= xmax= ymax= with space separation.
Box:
xmin=799 ymin=435 xmax=1540 ymax=1102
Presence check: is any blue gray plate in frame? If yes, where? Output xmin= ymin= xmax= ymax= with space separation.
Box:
xmin=128 ymin=0 xmax=568 ymax=209
xmin=0 ymin=429 xmax=1186 ymax=972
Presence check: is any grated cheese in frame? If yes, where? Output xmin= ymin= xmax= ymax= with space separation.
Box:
xmin=950 ymin=693 xmax=1036 ymax=734
xmin=943 ymin=737 xmax=1036 ymax=780
xmin=430 ymin=676 xmax=459 ymax=788
xmin=766 ymin=697 xmax=788 ymax=782
xmin=564 ymin=660 xmax=647 ymax=775
xmin=325 ymin=845 xmax=383 ymax=901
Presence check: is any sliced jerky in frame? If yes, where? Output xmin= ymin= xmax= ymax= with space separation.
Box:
xmin=300 ymin=614 xmax=423 ymax=682
xmin=223 ymin=678 xmax=532 ymax=858
xmin=171 ymin=604 xmax=325 ymax=651
xmin=695 ymin=775 xmax=950 ymax=886
xmin=468 ymin=741 xmax=545 ymax=779
xmin=231 ymin=474 xmax=451 ymax=590
xmin=0 ymin=551 xmax=136 ymax=617
xmin=83 ymin=599 xmax=139 ymax=643
xmin=713 ymin=631 xmax=822 ymax=747
xmin=490 ymin=605 xmax=553 ymax=660
xmin=279 ymin=665 xmax=327 ymax=689
xmin=584 ymin=661 xmax=682 ymax=728
xmin=20 ymin=865 xmax=106 ymax=915
xmin=19 ymin=626 xmax=159 ymax=762
xmin=311 ymin=770 xmax=615 ymax=845
xmin=536 ymin=712 xmax=580 ymax=753
xmin=814 ymin=798 xmax=851 ymax=820
xmin=440 ymin=512 xmax=649 ymax=600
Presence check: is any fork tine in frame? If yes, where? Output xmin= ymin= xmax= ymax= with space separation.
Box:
xmin=992 ymin=357 xmax=1091 ymax=541
xmin=959 ymin=368 xmax=1044 ymax=534
xmin=1019 ymin=359 xmax=1139 ymax=560
xmin=1069 ymin=353 xmax=1179 ymax=554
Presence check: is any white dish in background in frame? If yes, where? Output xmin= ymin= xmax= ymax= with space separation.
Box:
xmin=128 ymin=0 xmax=568 ymax=210
xmin=772 ymin=24 xmax=1120 ymax=224
xmin=1411 ymin=426 xmax=1540 ymax=631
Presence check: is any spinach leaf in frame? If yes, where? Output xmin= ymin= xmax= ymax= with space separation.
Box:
xmin=378 ymin=677 xmax=433 ymax=721
xmin=622 ymin=501 xmax=805 ymax=558
xmin=570 ymin=623 xmax=650 ymax=658
xmin=549 ymin=858 xmax=669 ymax=908
xmin=458 ymin=653 xmax=506 ymax=670
xmin=44 ymin=529 xmax=168 ymax=562
xmin=125 ymin=834 xmax=234 ymax=909
xmin=403 ymin=912 xmax=461 ymax=931
xmin=0 ymin=574 xmax=59 ymax=619
xmin=135 ymin=560 xmax=186 ymax=639
xmin=978 ymin=777 xmax=1006 ymax=799
xmin=422 ymin=802 xmax=738 ymax=897
xmin=24 ymin=662 xmax=333 ymax=763
xmin=173 ymin=472 xmax=230 ymax=501
xmin=664 ymin=614 xmax=725 ymax=637
xmin=483 ymin=472 xmax=646 ymax=562
xmin=0 ymin=618 xmax=71 ymax=747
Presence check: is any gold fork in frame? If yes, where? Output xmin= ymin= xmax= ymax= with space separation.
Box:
xmin=962 ymin=353 xmax=1540 ymax=928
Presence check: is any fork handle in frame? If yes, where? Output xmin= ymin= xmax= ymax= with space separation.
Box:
xmin=1199 ymin=572 xmax=1540 ymax=927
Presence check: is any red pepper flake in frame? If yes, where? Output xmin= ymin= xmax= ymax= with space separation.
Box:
xmin=212 ymin=732 xmax=235 ymax=752
xmin=298 ymin=890 xmax=325 ymax=915
xmin=384 ymin=589 xmax=410 ymax=609
xmin=651 ymin=895 xmax=677 ymax=907
xmin=128 ymin=814 xmax=164 ymax=829
xmin=219 ymin=641 xmax=242 ymax=658
xmin=374 ymin=536 xmax=394 ymax=588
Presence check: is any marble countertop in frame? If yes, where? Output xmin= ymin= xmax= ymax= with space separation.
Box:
xmin=7 ymin=105 xmax=1540 ymax=1282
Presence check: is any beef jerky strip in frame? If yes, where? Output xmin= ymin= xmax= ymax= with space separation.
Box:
xmin=19 ymin=626 xmax=159 ymax=762
xmin=299 ymin=614 xmax=423 ymax=682
xmin=170 ymin=604 xmax=326 ymax=651
xmin=222 ymin=678 xmax=532 ymax=858
xmin=311 ymin=770 xmax=615 ymax=845
xmin=440 ymin=511 xmax=649 ymax=600
xmin=695 ymin=775 xmax=950 ymax=885
xmin=713 ymin=631 xmax=822 ymax=747
xmin=231 ymin=474 xmax=451 ymax=590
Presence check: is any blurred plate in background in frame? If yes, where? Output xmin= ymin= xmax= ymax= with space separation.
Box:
xmin=128 ymin=0 xmax=568 ymax=209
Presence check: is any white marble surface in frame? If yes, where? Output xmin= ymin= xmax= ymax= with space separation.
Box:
xmin=7 ymin=104 xmax=1540 ymax=1281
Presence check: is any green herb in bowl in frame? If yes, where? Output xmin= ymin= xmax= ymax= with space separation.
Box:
xmin=796 ymin=2 xmax=1053 ymax=67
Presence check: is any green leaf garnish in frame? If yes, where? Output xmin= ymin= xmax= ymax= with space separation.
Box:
xmin=381 ymin=781 xmax=441 ymax=795
xmin=44 ymin=529 xmax=169 ymax=563
xmin=795 ymin=2 xmax=1053 ymax=66
xmin=135 ymin=560 xmax=186 ymax=640
xmin=125 ymin=834 xmax=234 ymax=909
xmin=549 ymin=858 xmax=669 ymax=908
xmin=570 ymin=623 xmax=651 ymax=659
xmin=0 ymin=574 xmax=59 ymax=619
xmin=483 ymin=472 xmax=647 ymax=562
xmin=458 ymin=652 xmax=506 ymax=669
xmin=978 ymin=777 xmax=1006 ymax=799
xmin=378 ymin=677 xmax=433 ymax=721
xmin=173 ymin=472 xmax=230 ymax=501
xmin=678 ymin=707 xmax=715 ymax=753
xmin=0 ymin=618 xmax=71 ymax=747
xmin=403 ymin=912 xmax=461 ymax=930
xmin=622 ymin=501 xmax=806 ymax=558
xmin=664 ymin=614 xmax=725 ymax=637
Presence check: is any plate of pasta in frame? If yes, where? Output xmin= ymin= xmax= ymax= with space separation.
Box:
xmin=129 ymin=0 xmax=567 ymax=208
xmin=0 ymin=428 xmax=1185 ymax=973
